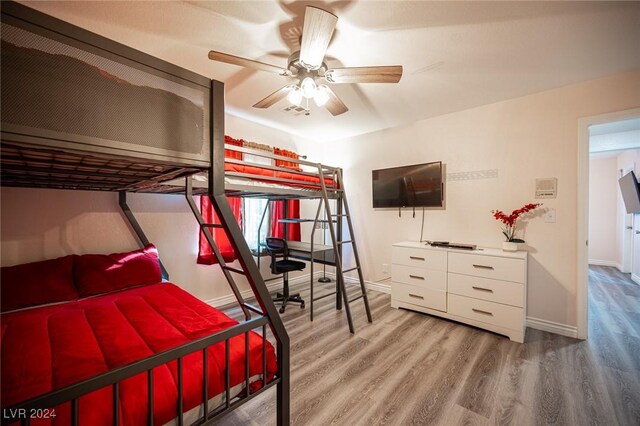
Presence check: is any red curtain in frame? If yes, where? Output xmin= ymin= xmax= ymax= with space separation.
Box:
xmin=274 ymin=148 xmax=302 ymax=171
xmin=224 ymin=135 xmax=243 ymax=159
xmin=197 ymin=196 xmax=242 ymax=264
xmin=271 ymin=148 xmax=301 ymax=241
xmin=271 ymin=200 xmax=301 ymax=241
xmin=197 ymin=136 xmax=243 ymax=265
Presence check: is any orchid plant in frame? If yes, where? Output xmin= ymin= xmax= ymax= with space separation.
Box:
xmin=491 ymin=203 xmax=542 ymax=243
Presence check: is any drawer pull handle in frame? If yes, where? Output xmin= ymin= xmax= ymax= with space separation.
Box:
xmin=409 ymin=275 xmax=425 ymax=280
xmin=409 ymin=293 xmax=425 ymax=300
xmin=472 ymin=308 xmax=494 ymax=316
xmin=409 ymin=256 xmax=425 ymax=261
xmin=472 ymin=286 xmax=493 ymax=293
xmin=472 ymin=264 xmax=494 ymax=270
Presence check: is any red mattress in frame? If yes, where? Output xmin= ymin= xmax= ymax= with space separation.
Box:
xmin=1 ymin=282 xmax=277 ymax=425
xmin=225 ymin=163 xmax=336 ymax=189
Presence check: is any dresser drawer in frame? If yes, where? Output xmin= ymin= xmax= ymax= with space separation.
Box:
xmin=392 ymin=246 xmax=447 ymax=271
xmin=448 ymin=293 xmax=523 ymax=331
xmin=448 ymin=273 xmax=524 ymax=307
xmin=448 ymin=252 xmax=525 ymax=283
xmin=392 ymin=282 xmax=446 ymax=312
xmin=392 ymin=264 xmax=447 ymax=291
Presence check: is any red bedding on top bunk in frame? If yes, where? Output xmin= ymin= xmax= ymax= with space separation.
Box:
xmin=224 ymin=162 xmax=335 ymax=189
xmin=1 ymin=283 xmax=277 ymax=425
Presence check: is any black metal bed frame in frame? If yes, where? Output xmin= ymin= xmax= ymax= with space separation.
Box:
xmin=0 ymin=2 xmax=290 ymax=425
xmin=9 ymin=316 xmax=274 ymax=426
xmin=189 ymin=143 xmax=373 ymax=334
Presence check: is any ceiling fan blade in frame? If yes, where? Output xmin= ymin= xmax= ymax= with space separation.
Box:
xmin=324 ymin=66 xmax=403 ymax=83
xmin=253 ymin=85 xmax=294 ymax=109
xmin=299 ymin=7 xmax=338 ymax=70
xmin=323 ymin=86 xmax=348 ymax=116
xmin=208 ymin=50 xmax=290 ymax=76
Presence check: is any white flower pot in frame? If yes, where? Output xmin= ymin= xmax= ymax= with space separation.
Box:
xmin=502 ymin=241 xmax=519 ymax=252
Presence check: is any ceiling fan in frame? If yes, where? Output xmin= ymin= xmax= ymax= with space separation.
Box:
xmin=208 ymin=6 xmax=403 ymax=116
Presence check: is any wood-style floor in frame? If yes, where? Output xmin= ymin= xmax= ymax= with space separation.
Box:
xmin=217 ymin=266 xmax=640 ymax=425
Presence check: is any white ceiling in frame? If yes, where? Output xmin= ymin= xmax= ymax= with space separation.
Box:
xmin=590 ymin=130 xmax=640 ymax=154
xmin=590 ymin=118 xmax=640 ymax=136
xmin=589 ymin=118 xmax=640 ymax=153
xmin=589 ymin=149 xmax=628 ymax=159
xmin=20 ymin=1 xmax=640 ymax=142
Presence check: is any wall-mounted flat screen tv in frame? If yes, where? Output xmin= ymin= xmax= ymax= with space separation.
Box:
xmin=372 ymin=162 xmax=444 ymax=208
xmin=619 ymin=170 xmax=640 ymax=213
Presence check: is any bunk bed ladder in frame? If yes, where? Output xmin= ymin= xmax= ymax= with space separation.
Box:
xmin=318 ymin=168 xmax=373 ymax=333
xmin=184 ymin=176 xmax=252 ymax=321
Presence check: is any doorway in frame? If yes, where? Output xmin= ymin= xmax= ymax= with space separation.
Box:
xmin=578 ymin=108 xmax=640 ymax=339
xmin=588 ymin=153 xmax=636 ymax=271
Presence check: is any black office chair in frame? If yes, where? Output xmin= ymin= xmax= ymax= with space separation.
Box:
xmin=265 ymin=237 xmax=305 ymax=313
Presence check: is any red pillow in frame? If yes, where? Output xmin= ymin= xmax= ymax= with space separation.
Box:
xmin=75 ymin=244 xmax=162 ymax=297
xmin=1 ymin=255 xmax=78 ymax=312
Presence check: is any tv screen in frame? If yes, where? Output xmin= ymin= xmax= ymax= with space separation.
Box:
xmin=619 ymin=171 xmax=640 ymax=213
xmin=372 ymin=162 xmax=443 ymax=208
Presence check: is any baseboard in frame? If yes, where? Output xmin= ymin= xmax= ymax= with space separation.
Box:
xmin=204 ymin=270 xmax=386 ymax=308
xmin=365 ymin=281 xmax=391 ymax=294
xmin=204 ymin=273 xmax=317 ymax=308
xmin=588 ymin=259 xmax=622 ymax=271
xmin=526 ymin=316 xmax=578 ymax=339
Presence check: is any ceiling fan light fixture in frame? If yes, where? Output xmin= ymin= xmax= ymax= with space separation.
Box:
xmin=301 ymin=77 xmax=317 ymax=99
xmin=209 ymin=6 xmax=401 ymax=117
xmin=286 ymin=86 xmax=303 ymax=106
xmin=313 ymin=85 xmax=330 ymax=107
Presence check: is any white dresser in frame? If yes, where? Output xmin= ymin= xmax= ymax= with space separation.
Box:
xmin=390 ymin=241 xmax=527 ymax=343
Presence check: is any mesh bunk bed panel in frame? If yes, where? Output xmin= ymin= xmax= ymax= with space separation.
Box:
xmin=0 ymin=143 xmax=202 ymax=193
xmin=1 ymin=16 xmax=211 ymax=188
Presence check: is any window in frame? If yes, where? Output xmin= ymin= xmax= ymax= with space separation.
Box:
xmin=243 ymin=198 xmax=269 ymax=255
xmin=242 ymin=153 xmax=272 ymax=255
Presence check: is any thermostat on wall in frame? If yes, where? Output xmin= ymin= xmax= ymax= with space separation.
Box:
xmin=535 ymin=178 xmax=557 ymax=199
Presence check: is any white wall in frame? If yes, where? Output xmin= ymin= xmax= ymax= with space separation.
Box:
xmin=317 ymin=71 xmax=640 ymax=328
xmin=588 ymin=156 xmax=618 ymax=266
xmin=0 ymin=115 xmax=316 ymax=304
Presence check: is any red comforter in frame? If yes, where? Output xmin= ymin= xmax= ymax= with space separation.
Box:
xmin=225 ymin=163 xmax=335 ymax=189
xmin=1 ymin=283 xmax=277 ymax=425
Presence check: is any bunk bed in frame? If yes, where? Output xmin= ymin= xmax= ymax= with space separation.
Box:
xmin=163 ymin=141 xmax=374 ymax=333
xmin=0 ymin=2 xmax=289 ymax=425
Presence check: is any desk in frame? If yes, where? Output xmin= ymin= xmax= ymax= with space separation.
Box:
xmin=286 ymin=241 xmax=336 ymax=266
xmin=257 ymin=241 xmax=336 ymax=267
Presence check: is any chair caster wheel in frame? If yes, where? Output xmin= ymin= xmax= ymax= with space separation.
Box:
xmin=279 ymin=307 xmax=285 ymax=314
xmin=300 ymin=303 xmax=305 ymax=309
